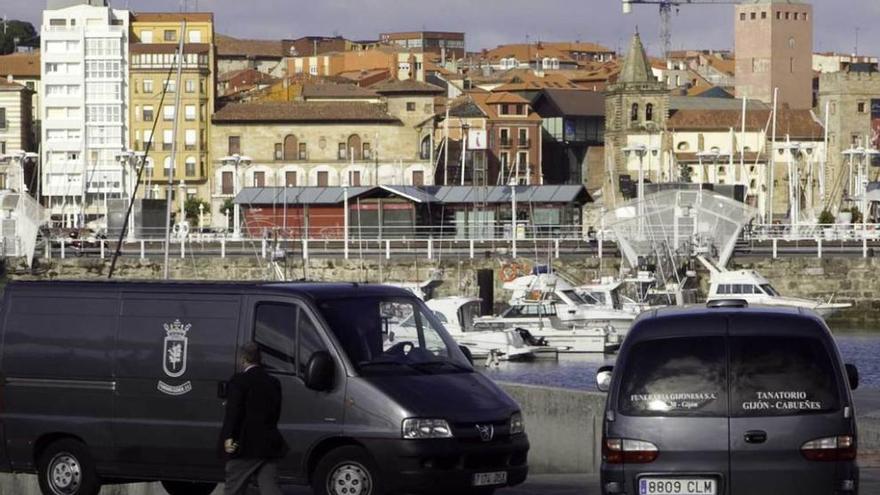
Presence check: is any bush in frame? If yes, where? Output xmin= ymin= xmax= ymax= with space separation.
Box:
xmin=817 ymin=209 xmax=835 ymax=225
xmin=850 ymin=206 xmax=863 ymax=224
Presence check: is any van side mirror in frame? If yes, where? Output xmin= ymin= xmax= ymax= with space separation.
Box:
xmin=304 ymin=351 xmax=335 ymax=392
xmin=845 ymin=363 xmax=859 ymax=390
xmin=596 ymin=365 xmax=614 ymax=393
xmin=459 ymin=345 xmax=474 ymax=365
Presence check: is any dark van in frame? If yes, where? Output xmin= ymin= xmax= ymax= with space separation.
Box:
xmin=597 ymin=302 xmax=860 ymax=495
xmin=0 ymin=281 xmax=528 ymax=495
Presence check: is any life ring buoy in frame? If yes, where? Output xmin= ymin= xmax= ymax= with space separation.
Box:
xmin=500 ymin=264 xmax=518 ymax=282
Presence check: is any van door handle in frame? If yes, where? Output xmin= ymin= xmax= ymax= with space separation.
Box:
xmin=744 ymin=430 xmax=767 ymax=444
xmin=217 ymin=381 xmax=228 ymax=399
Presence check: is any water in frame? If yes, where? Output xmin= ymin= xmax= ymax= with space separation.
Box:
xmin=483 ymin=333 xmax=880 ymax=391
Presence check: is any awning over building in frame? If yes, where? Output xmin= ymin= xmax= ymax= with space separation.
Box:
xmin=234 ymin=185 xmax=591 ymax=206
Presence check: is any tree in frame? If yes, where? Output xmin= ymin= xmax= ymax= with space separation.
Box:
xmin=184 ymin=197 xmax=210 ymax=223
xmin=220 ymin=198 xmax=235 ymax=216
xmin=817 ymin=209 xmax=835 ymax=225
xmin=0 ymin=21 xmax=37 ymax=55
xmin=679 ymin=163 xmax=693 ymax=183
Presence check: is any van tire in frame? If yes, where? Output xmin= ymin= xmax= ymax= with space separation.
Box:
xmin=36 ymin=438 xmax=101 ymax=495
xmin=312 ymin=445 xmax=385 ymax=495
xmin=160 ymin=480 xmax=217 ymax=495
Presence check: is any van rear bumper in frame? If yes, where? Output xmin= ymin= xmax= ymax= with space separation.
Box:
xmin=363 ymin=434 xmax=529 ymax=493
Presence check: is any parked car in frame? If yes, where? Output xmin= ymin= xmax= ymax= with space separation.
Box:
xmin=596 ymin=300 xmax=860 ymax=495
xmin=0 ymin=281 xmax=529 ymax=495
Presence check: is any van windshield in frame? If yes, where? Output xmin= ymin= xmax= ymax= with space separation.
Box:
xmin=316 ymin=296 xmax=473 ymax=376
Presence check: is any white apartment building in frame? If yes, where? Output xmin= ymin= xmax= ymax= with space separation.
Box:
xmin=41 ymin=0 xmax=129 ymax=227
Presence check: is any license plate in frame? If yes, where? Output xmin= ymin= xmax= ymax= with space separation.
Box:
xmin=473 ymin=471 xmax=507 ymax=487
xmin=639 ymin=478 xmax=716 ymax=495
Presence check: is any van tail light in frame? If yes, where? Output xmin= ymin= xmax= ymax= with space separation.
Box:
xmin=603 ymin=438 xmax=659 ymax=464
xmin=801 ymin=435 xmax=856 ymax=461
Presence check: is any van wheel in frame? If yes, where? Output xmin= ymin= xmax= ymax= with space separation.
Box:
xmin=161 ymin=480 xmax=217 ymax=495
xmin=312 ymin=446 xmax=385 ymax=495
xmin=37 ymin=439 xmax=101 ymax=495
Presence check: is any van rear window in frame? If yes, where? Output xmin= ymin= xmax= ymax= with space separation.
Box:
xmin=730 ymin=337 xmax=840 ymax=417
xmin=619 ymin=337 xmax=727 ymax=417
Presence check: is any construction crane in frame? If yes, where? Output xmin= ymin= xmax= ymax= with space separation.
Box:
xmin=623 ymin=0 xmax=740 ymax=59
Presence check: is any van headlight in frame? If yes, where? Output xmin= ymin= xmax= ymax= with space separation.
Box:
xmin=510 ymin=412 xmax=525 ymax=435
xmin=402 ymin=418 xmax=453 ymax=439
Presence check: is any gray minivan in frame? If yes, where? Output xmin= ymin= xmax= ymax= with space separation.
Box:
xmin=596 ymin=302 xmax=860 ymax=495
xmin=0 ymin=281 xmax=528 ymax=495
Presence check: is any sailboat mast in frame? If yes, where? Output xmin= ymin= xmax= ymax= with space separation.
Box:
xmin=163 ymin=21 xmax=187 ymax=280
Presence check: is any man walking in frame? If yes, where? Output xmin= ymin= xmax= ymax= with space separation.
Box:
xmin=221 ymin=343 xmax=288 ymax=495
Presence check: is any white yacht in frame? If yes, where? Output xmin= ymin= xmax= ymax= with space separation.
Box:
xmin=424 ymin=297 xmax=544 ymax=361
xmin=577 ymin=277 xmax=656 ymax=315
xmin=472 ymin=274 xmax=628 ymax=353
xmin=699 ymin=257 xmax=851 ymax=318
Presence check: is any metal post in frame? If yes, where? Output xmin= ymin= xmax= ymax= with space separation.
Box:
xmin=385 ymin=239 xmax=391 ymax=260
xmin=469 ymin=239 xmax=474 ymax=259
xmin=863 ymin=232 xmax=868 ymax=259
xmin=302 ymin=237 xmax=309 ymax=260
xmin=427 ymin=237 xmax=433 ymax=260
xmin=261 ymin=238 xmax=267 ymax=258
xmin=163 ymin=20 xmax=187 ymax=280
xmin=221 ymin=238 xmax=226 ymax=258
xmin=555 ymin=238 xmax=560 ymax=259
xmin=45 ymin=239 xmax=51 ymax=260
xmin=180 ymin=237 xmax=185 ymax=259
xmin=100 ymin=239 xmax=105 ymax=259
xmin=511 ymin=183 xmax=517 ymax=259
xmin=61 ymin=239 xmax=65 ymax=259
xmin=343 ymin=186 xmax=349 ymax=259
xmin=233 ymin=159 xmax=241 ymax=239
xmin=817 ymin=238 xmax=822 ymax=259
xmin=140 ymin=240 xmax=145 ymax=260
xmin=772 ymin=238 xmax=777 ymax=259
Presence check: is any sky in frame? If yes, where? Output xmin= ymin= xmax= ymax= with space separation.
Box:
xmin=3 ymin=0 xmax=880 ymax=57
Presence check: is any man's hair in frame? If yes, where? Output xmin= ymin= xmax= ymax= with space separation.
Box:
xmin=241 ymin=343 xmax=262 ymax=365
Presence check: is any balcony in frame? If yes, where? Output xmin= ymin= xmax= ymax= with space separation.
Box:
xmin=500 ymin=138 xmax=512 ymax=148
xmin=517 ymin=139 xmax=531 ymax=148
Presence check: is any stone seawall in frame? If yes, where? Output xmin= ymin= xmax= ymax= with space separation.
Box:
xmin=9 ymin=254 xmax=880 ymax=327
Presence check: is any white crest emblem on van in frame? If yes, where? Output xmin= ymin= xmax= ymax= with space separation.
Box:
xmin=476 ymin=424 xmax=495 ymax=442
xmin=162 ymin=319 xmax=191 ymax=378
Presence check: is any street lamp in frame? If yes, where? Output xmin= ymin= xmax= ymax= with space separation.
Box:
xmin=116 ymin=150 xmax=146 ymax=242
xmin=509 ymin=176 xmax=518 ymax=259
xmin=220 ymin=154 xmax=252 ymax=239
xmin=622 ymin=144 xmax=648 ymax=202
xmin=0 ymin=150 xmax=38 ymax=193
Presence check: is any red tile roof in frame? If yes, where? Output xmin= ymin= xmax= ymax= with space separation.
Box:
xmin=131 ymin=12 xmax=214 ymax=22
xmin=369 ymin=79 xmax=444 ymax=94
xmin=668 ymin=107 xmax=824 ymax=138
xmin=0 ymin=52 xmax=40 ymax=78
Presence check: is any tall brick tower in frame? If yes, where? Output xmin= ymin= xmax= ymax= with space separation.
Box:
xmin=735 ymin=0 xmax=813 ymax=109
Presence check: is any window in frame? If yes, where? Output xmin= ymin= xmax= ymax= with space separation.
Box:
xmin=619 ymin=337 xmax=728 ymax=417
xmin=362 ymin=143 xmax=372 ymax=160
xmin=518 ymin=128 xmax=528 ymax=147
xmin=164 ymin=30 xmax=176 ymax=42
xmin=296 ymin=312 xmax=325 ymax=377
xmin=406 ymin=102 xmax=416 ymax=111
xmin=143 ymin=79 xmax=153 ymax=93
xmin=49 ymin=18 xmax=66 ymax=27
xmin=185 ymin=129 xmax=197 ymax=150
xmin=412 ymin=170 xmax=424 ymax=186
xmin=517 ymin=151 xmax=528 ymax=170
xmin=185 ymin=157 xmax=196 ymax=177
xmin=317 ymin=171 xmax=329 ymax=186
xmin=164 ymin=80 xmax=176 ymax=93
xmin=858 ymin=102 xmax=867 ymax=113
xmin=85 ymin=60 xmax=120 ymax=78
xmin=631 ymin=103 xmax=639 ymax=122
xmin=785 ymin=12 xmax=790 ymax=20
xmin=184 ymin=105 xmax=196 ymax=121
xmin=761 ymin=11 xmax=767 ymax=19
xmin=776 ymin=11 xmax=781 ymax=20
xmin=500 ymin=128 xmax=511 ymax=146
xmin=185 ymin=79 xmax=196 ymax=93
xmin=420 ymin=135 xmax=432 ymax=160
xmin=140 ymin=30 xmax=153 ymax=43
xmin=283 ymin=135 xmax=298 ymax=161
xmin=298 ymin=143 xmax=308 ymax=161
xmin=349 ymin=170 xmax=361 ymax=186
xmin=86 ymin=104 xmax=121 ymax=123
xmin=253 ymin=171 xmax=266 ymax=188
xmin=253 ymin=303 xmax=297 ymax=374
xmin=730 ymin=335 xmax=840 ymax=417
xmin=789 ymin=37 xmax=796 ymax=49
xmin=646 ymin=103 xmax=654 ymax=122
xmin=143 ymin=105 xmax=154 ymax=121
xmin=274 ymin=143 xmax=283 ymax=161
xmin=163 ymin=130 xmax=174 ymax=151
xmin=228 ymin=136 xmax=241 ymax=155
xmin=163 ymin=156 xmax=173 ymax=176
xmin=347 ymin=135 xmax=362 ymax=160
xmin=0 ymin=108 xmax=5 ymax=129
xmin=163 ymin=106 xmax=175 ymax=121
xmin=500 ymin=152 xmax=509 ymax=176
xmin=750 ymin=12 xmax=756 ymax=20
xmin=338 ymin=143 xmax=347 ymax=160
xmin=221 ymin=171 xmax=233 ymax=195
xmin=285 ymin=171 xmax=297 ymax=187
xmin=188 ymin=30 xmax=202 ymax=43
